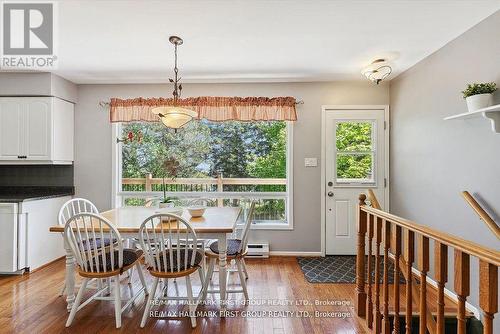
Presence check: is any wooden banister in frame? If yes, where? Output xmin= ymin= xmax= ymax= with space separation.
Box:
xmin=357 ymin=193 xmax=500 ymax=334
xmin=368 ymin=190 xmax=436 ymax=334
xmin=462 ymin=191 xmax=500 ymax=240
xmin=359 ymin=206 xmax=500 ymax=266
xmin=367 ymin=189 xmax=381 ymax=210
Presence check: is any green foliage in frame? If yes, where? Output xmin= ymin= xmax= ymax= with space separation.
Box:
xmin=121 ymin=120 xmax=284 ymax=182
xmin=335 ymin=122 xmax=373 ymax=180
xmin=462 ymin=82 xmax=497 ymax=98
xmin=122 ymin=121 xmax=211 ymax=179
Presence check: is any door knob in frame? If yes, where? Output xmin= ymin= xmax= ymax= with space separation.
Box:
xmin=327 ymin=191 xmax=334 ymax=197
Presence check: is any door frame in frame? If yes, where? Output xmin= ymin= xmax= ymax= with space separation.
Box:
xmin=320 ymin=105 xmax=390 ymax=256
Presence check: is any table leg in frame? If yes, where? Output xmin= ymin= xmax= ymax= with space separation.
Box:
xmin=217 ymin=233 xmax=227 ymax=312
xmin=64 ymin=236 xmax=76 ymax=312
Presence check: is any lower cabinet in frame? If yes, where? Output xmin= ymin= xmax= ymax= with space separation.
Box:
xmin=20 ymin=196 xmax=72 ymax=271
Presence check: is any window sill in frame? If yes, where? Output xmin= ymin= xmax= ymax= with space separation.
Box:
xmin=250 ymin=222 xmax=293 ymax=230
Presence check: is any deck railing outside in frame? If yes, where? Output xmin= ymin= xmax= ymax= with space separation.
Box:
xmin=356 ymin=192 xmax=499 ymax=334
xmin=119 ymin=174 xmax=288 ymax=223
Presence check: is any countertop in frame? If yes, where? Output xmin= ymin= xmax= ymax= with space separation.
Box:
xmin=0 ymin=186 xmax=74 ymax=203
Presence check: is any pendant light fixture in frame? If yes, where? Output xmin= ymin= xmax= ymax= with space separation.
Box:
xmin=362 ymin=59 xmax=392 ymax=84
xmin=151 ymin=36 xmax=197 ymax=129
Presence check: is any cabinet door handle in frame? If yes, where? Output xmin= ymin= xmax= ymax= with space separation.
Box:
xmin=17 ymin=155 xmax=27 ymax=159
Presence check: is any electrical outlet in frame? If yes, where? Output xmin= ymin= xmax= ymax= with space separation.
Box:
xmin=304 ymin=158 xmax=318 ymax=167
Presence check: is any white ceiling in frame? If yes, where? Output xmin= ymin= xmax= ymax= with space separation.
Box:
xmin=47 ymin=0 xmax=500 ymax=84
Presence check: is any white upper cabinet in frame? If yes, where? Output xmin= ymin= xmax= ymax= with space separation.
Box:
xmin=0 ymin=97 xmax=74 ymax=164
xmin=0 ymin=100 xmax=24 ymax=159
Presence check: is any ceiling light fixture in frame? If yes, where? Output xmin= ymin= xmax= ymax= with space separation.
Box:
xmin=151 ymin=36 xmax=197 ymax=129
xmin=362 ymin=59 xmax=392 ymax=84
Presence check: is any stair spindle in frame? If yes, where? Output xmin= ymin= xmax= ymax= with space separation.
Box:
xmin=367 ymin=213 xmax=374 ymax=328
xmin=417 ymin=236 xmax=429 ymax=334
xmin=479 ymin=260 xmax=498 ymax=334
xmin=392 ymin=225 xmax=402 ymax=334
xmin=405 ymin=230 xmax=415 ymax=334
xmin=374 ymin=217 xmax=383 ymax=334
xmin=434 ymin=242 xmax=448 ymax=334
xmin=356 ymin=194 xmax=368 ymax=317
xmin=454 ymin=250 xmax=470 ymax=334
xmin=383 ymin=219 xmax=392 ymax=334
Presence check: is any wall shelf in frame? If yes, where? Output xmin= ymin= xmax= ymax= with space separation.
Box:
xmin=444 ymin=104 xmax=500 ymax=133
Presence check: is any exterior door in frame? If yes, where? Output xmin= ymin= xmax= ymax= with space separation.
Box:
xmin=324 ymin=107 xmax=388 ymax=255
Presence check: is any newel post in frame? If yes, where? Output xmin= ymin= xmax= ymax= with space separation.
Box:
xmin=355 ymin=194 xmax=368 ymax=317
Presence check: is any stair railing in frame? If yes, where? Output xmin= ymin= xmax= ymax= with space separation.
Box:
xmin=462 ymin=191 xmax=500 ymax=240
xmin=356 ymin=193 xmax=500 ymax=334
xmin=367 ymin=189 xmax=436 ymax=334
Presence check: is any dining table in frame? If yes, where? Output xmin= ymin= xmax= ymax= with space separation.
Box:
xmin=49 ymin=206 xmax=242 ymax=313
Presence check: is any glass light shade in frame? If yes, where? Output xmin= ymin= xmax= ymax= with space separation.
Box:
xmin=362 ymin=59 xmax=392 ymax=84
xmin=151 ymin=106 xmax=198 ymax=129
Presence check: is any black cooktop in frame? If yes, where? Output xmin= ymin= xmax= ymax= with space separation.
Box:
xmin=0 ymin=186 xmax=75 ymax=202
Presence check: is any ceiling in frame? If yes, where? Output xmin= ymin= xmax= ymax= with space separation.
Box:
xmin=45 ymin=0 xmax=500 ymax=84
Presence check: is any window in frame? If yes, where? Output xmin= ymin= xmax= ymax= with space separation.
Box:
xmin=113 ymin=119 xmax=293 ymax=228
xmin=334 ymin=121 xmax=375 ymax=184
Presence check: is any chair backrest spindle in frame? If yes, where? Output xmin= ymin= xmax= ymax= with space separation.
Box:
xmin=138 ymin=213 xmax=200 ymax=274
xmin=64 ymin=213 xmax=123 ymax=274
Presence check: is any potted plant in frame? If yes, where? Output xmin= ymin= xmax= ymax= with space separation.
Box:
xmin=158 ymin=157 xmax=180 ymax=208
xmin=159 ymin=194 xmax=177 ymax=208
xmin=462 ymin=82 xmax=497 ymax=112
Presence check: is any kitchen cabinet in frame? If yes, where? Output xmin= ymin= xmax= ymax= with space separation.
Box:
xmin=0 ymin=97 xmax=74 ymax=164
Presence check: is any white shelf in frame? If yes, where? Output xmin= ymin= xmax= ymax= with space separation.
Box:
xmin=444 ymin=104 xmax=500 ymax=133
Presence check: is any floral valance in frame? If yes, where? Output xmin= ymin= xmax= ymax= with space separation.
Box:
xmin=109 ymin=96 xmax=297 ymax=122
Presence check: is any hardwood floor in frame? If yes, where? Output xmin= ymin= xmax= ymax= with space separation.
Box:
xmin=0 ymin=257 xmax=461 ymax=334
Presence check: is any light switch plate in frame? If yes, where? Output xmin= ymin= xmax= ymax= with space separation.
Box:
xmin=304 ymin=158 xmax=318 ymax=167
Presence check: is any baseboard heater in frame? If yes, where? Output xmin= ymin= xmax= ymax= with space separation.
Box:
xmin=245 ymin=242 xmax=270 ymax=258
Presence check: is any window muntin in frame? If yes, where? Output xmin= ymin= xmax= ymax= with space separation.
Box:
xmin=334 ymin=121 xmax=376 ymax=184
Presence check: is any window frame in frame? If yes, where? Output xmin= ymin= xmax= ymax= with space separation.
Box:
xmin=111 ymin=121 xmax=294 ymax=230
xmin=333 ymin=119 xmax=378 ymax=187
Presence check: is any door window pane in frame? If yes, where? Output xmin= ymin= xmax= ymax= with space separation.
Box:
xmin=336 ymin=122 xmax=372 ymax=151
xmin=336 ymin=153 xmax=374 ymax=182
xmin=335 ymin=120 xmax=376 ymax=184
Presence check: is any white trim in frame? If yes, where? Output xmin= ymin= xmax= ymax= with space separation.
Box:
xmin=269 ymin=251 xmax=322 ymax=257
xmin=408 ymin=266 xmax=481 ymax=319
xmin=320 ymin=105 xmax=390 ymax=256
xmin=111 ymin=123 xmax=121 ymax=209
xmin=286 ymin=121 xmax=294 ymax=231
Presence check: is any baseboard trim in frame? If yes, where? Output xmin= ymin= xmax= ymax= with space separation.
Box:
xmin=269 ymin=251 xmax=322 ymax=257
xmin=28 ymin=256 xmax=65 ymax=274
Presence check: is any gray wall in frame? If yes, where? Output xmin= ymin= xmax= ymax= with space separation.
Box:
xmin=75 ymin=81 xmax=389 ymax=252
xmin=390 ymin=11 xmax=500 ymax=317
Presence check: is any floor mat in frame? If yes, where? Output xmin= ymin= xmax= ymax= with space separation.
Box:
xmin=297 ymin=255 xmax=406 ymax=283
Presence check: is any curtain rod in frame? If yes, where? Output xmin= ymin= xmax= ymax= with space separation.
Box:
xmin=98 ymin=99 xmax=304 ymax=107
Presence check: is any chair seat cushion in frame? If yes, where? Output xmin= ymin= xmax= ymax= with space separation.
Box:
xmin=81 ymin=237 xmax=116 ymax=251
xmin=209 ymin=239 xmax=242 ymax=256
xmin=85 ymin=248 xmax=143 ymax=273
xmin=149 ymin=249 xmax=204 ymax=272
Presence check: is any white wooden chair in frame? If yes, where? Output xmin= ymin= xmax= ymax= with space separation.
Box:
xmin=202 ymin=200 xmax=255 ymax=301
xmin=139 ymin=213 xmax=205 ymax=328
xmin=58 ymin=198 xmax=101 ymax=296
xmin=64 ymin=213 xmax=148 ymax=328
